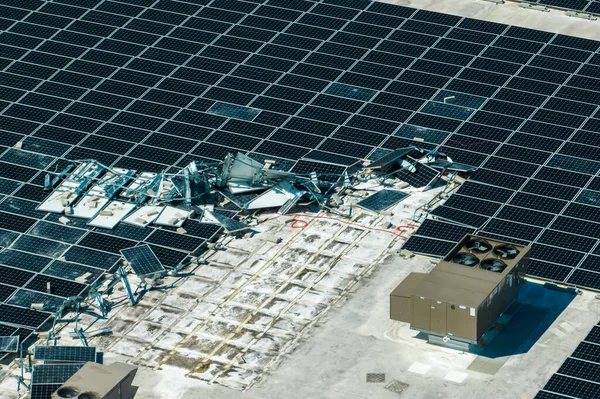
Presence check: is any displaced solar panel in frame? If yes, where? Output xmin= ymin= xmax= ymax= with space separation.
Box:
xmin=394 ymin=159 xmax=440 ymax=188
xmin=207 ymin=211 xmax=250 ymax=233
xmin=429 ymin=206 xmax=488 ymax=229
xmin=368 ymin=148 xmax=414 ymax=171
xmin=412 ymin=219 xmax=475 ymax=242
xmin=32 ymin=363 xmax=84 ymax=385
xmin=402 ymin=236 xmax=456 ymax=257
xmin=34 ymin=346 xmax=96 ymax=363
xmin=0 ymin=326 xmax=33 ymax=361
xmin=120 ymin=245 xmax=166 ymax=277
xmin=356 ymin=190 xmax=409 ymax=214
xmin=0 ymin=336 xmax=19 ymax=353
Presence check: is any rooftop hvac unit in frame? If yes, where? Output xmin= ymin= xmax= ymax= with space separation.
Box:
xmin=51 ymin=362 xmax=137 ymax=399
xmin=390 ymin=234 xmax=531 ymax=344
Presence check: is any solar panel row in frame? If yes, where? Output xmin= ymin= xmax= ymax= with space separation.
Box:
xmin=537 ymin=321 xmax=600 ymax=399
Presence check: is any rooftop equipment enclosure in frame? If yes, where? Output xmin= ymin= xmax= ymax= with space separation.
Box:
xmin=391 ymin=234 xmax=531 ymax=343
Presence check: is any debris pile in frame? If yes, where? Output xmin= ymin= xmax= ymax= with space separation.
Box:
xmin=39 ymin=147 xmax=472 ymax=232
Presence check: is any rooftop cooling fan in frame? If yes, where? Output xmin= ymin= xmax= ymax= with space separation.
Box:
xmin=480 ymin=258 xmax=507 ymax=273
xmin=493 ymin=244 xmax=519 ymax=259
xmin=452 ymin=252 xmax=479 ymax=267
xmin=465 ymin=238 xmax=492 ymax=254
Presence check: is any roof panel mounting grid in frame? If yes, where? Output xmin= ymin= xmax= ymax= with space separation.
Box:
xmin=120 ymin=244 xmax=166 ymax=277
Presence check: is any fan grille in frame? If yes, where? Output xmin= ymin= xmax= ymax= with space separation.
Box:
xmin=480 ymin=259 xmax=507 ymax=273
xmin=465 ymin=239 xmax=492 ymax=254
xmin=493 ymin=245 xmax=519 ymax=259
xmin=452 ymin=252 xmax=479 ymax=267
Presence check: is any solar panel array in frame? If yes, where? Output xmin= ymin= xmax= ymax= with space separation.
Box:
xmin=522 ymin=0 xmax=600 ymax=15
xmin=537 ymin=321 xmax=600 ymax=399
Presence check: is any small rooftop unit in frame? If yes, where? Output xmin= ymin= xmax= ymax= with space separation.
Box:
xmin=391 ymin=234 xmax=530 ymax=344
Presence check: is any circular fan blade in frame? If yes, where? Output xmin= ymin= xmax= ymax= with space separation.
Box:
xmin=452 ymin=253 xmax=479 ymax=266
xmin=481 ymin=259 xmax=507 ymax=273
xmin=493 ymin=245 xmax=519 ymax=259
xmin=466 ymin=239 xmax=492 ymax=253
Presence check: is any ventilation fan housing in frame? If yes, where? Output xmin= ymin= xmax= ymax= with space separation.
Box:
xmin=493 ymin=244 xmax=519 ymax=259
xmin=452 ymin=252 xmax=479 ymax=266
xmin=465 ymin=238 xmax=492 ymax=254
xmin=480 ymin=258 xmax=507 ymax=273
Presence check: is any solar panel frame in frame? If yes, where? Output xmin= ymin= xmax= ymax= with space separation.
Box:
xmin=32 ymin=363 xmax=84 ymax=385
xmin=394 ymin=158 xmax=440 ymax=188
xmin=402 ymin=236 xmax=457 ymax=257
xmin=120 ymin=244 xmax=166 ymax=277
xmin=0 ymin=336 xmax=19 ymax=352
xmin=33 ymin=346 xmax=97 ymax=363
xmin=356 ymin=189 xmax=409 ymax=213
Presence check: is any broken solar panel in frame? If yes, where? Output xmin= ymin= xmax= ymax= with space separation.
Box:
xmin=120 ymin=245 xmax=166 ymax=277
xmin=207 ymin=211 xmax=250 ymax=233
xmin=0 ymin=336 xmax=19 ymax=352
xmin=207 ymin=102 xmax=260 ymax=121
xmin=219 ymin=189 xmax=261 ymax=209
xmin=367 ymin=148 xmax=414 ymax=172
xmin=33 ymin=346 xmax=96 ymax=363
xmin=394 ymin=158 xmax=440 ymax=188
xmin=430 ymin=206 xmax=489 ymax=229
xmin=356 ymin=190 xmax=409 ymax=214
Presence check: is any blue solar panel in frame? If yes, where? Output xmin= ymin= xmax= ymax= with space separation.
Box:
xmin=34 ymin=346 xmax=97 ymax=363
xmin=120 ymin=245 xmax=166 ymax=276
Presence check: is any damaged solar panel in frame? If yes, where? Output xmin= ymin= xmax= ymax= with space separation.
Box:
xmin=356 ymin=190 xmax=409 ymax=214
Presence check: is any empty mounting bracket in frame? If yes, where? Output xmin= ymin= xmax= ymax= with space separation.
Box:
xmin=519 ymin=3 xmax=549 ymax=12
xmin=566 ymin=11 xmax=597 ymax=20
